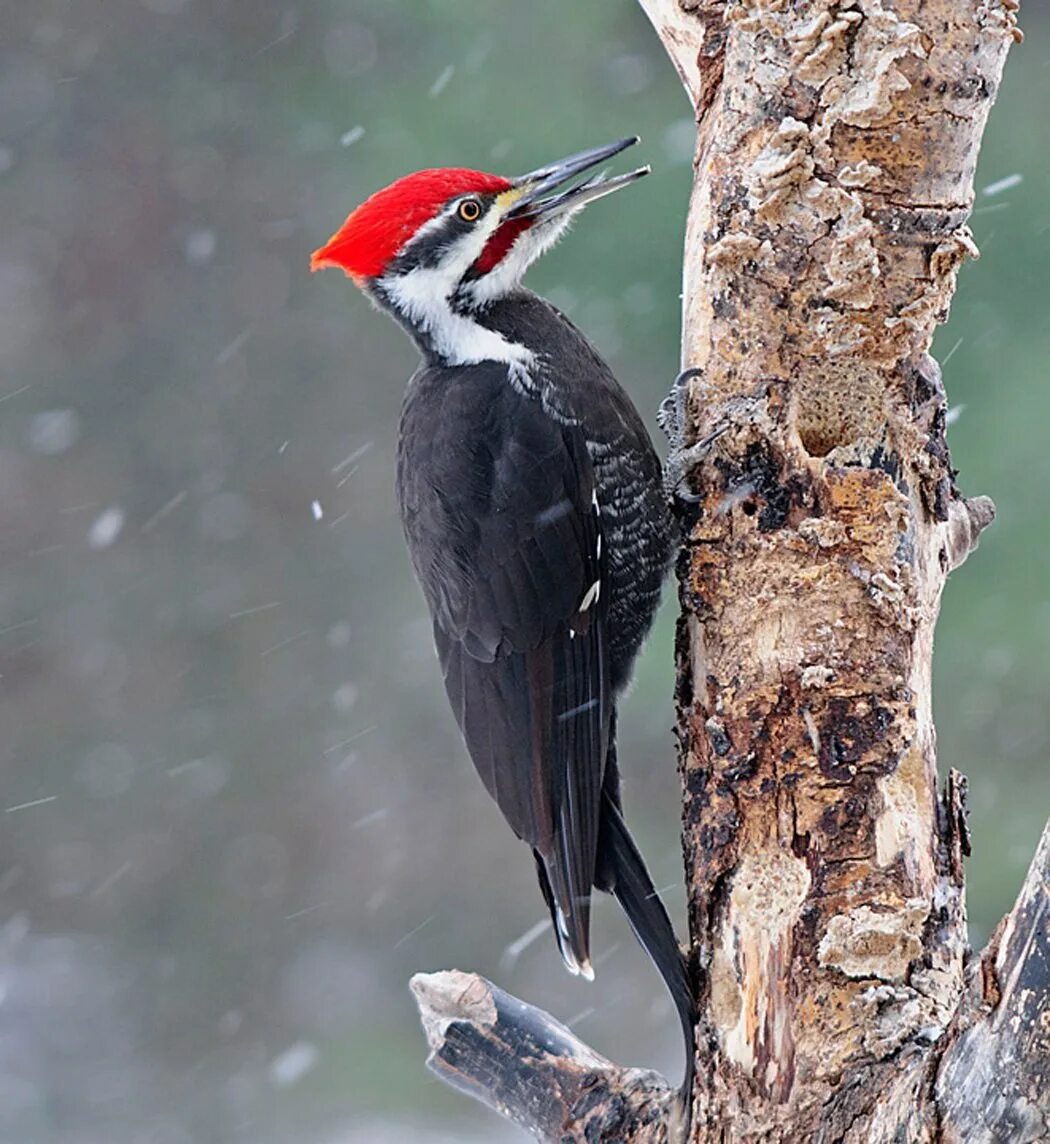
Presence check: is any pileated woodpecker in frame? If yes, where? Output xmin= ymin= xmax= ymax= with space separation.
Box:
xmin=312 ymin=138 xmax=695 ymax=1094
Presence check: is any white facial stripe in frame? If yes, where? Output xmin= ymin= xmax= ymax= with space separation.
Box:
xmin=383 ymin=199 xmax=541 ymax=368
xmin=403 ymin=204 xmax=459 ymax=247
xmin=385 ymin=260 xmax=535 ymax=368
xmin=402 ymin=197 xmax=503 ymax=271
xmin=380 ymin=191 xmax=578 ymax=367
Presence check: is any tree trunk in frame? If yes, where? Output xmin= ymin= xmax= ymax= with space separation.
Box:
xmin=411 ymin=3 xmax=1045 ymax=1141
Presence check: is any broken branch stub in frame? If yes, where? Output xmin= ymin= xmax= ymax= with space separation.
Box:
xmin=411 ymin=971 xmax=677 ymax=1142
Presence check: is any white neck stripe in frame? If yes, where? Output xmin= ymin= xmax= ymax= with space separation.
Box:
xmin=384 ymin=266 xmax=535 ymax=369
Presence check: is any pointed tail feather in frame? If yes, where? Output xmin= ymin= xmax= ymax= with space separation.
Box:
xmin=594 ymin=793 xmax=696 ymax=1106
xmin=533 ymin=849 xmax=594 ymax=980
xmin=533 ymin=793 xmax=696 ymax=1108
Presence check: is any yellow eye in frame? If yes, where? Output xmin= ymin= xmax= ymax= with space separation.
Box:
xmin=458 ymin=199 xmax=482 ymax=222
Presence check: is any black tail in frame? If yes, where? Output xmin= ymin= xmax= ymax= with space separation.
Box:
xmin=533 ymin=848 xmax=594 ymax=980
xmin=595 ymin=791 xmax=696 ymax=1107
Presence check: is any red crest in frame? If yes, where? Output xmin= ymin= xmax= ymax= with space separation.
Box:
xmin=311 ymin=168 xmax=513 ymax=282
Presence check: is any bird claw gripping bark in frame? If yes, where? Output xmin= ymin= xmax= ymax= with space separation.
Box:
xmin=657 ymin=367 xmax=698 ymax=452
xmin=660 ymin=368 xmax=728 ymax=503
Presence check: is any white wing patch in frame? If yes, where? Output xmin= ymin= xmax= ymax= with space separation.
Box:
xmin=579 ymin=579 xmax=601 ymax=612
xmin=578 ymin=488 xmax=603 ymax=612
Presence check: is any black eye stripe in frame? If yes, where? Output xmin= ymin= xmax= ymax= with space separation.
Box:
xmin=385 ymin=197 xmax=493 ymax=276
xmin=386 ymin=213 xmax=480 ymax=274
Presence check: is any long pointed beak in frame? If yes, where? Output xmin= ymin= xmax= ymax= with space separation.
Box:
xmin=505 ymin=137 xmax=649 ymax=221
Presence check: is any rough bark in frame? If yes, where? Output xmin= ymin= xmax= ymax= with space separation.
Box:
xmin=409 ymin=2 xmax=1042 ymax=1141
xmin=640 ymin=0 xmax=1025 ymax=1138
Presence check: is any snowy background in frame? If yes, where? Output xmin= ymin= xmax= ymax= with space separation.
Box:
xmin=1 ymin=2 xmax=1047 ymax=1140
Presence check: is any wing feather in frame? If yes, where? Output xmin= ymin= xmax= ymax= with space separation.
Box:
xmin=399 ymin=362 xmax=609 ymax=970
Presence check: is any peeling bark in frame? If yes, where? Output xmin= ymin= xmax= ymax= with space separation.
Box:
xmin=640 ymin=0 xmax=1029 ymax=1139
xmin=407 ymin=2 xmax=1040 ymax=1140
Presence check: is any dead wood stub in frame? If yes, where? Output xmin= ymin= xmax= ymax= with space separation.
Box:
xmin=411 ymin=971 xmax=677 ymax=1143
xmin=935 ymin=823 xmax=1050 ymax=1143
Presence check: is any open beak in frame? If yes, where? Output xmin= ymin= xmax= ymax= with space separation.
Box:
xmin=505 ymin=137 xmax=649 ymax=221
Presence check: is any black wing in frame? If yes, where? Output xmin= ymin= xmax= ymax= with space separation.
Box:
xmin=396 ymin=361 xmax=609 ymax=974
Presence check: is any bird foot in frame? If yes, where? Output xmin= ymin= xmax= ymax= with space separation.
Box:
xmin=660 ymin=368 xmax=729 ymax=503
xmin=664 ymin=428 xmax=730 ymax=502
xmin=657 ymin=367 xmax=702 ymax=452
xmin=661 ymin=369 xmax=765 ymax=503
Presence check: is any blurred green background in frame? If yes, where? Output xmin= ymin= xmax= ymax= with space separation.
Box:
xmin=0 ymin=2 xmax=1045 ymax=1141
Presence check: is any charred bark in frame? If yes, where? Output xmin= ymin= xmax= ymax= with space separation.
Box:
xmin=410 ymin=2 xmax=1042 ymax=1140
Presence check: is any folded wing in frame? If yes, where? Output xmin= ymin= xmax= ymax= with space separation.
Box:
xmin=397 ymin=363 xmax=610 ymax=974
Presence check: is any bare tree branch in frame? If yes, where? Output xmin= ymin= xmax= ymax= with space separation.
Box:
xmin=410 ymin=971 xmax=677 ymax=1142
